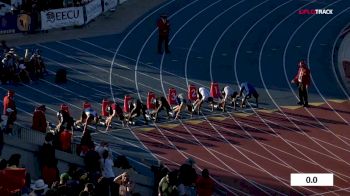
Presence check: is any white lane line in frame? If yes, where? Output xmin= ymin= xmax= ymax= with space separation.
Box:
xmin=229 ymin=0 xmax=347 ymax=193
xmin=280 ymin=0 xmax=350 ymax=166
xmin=36 ymin=43 xmax=159 ymax=96
xmin=109 ymin=0 xmax=178 ymax=102
xmin=331 ymin=22 xmax=350 ymax=98
xmin=206 ymin=0 xmax=311 ymax=194
xmin=254 ymin=0 xmax=350 ymax=189
xmin=307 ymin=7 xmax=350 ymax=134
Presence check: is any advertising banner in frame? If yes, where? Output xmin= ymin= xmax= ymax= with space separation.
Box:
xmin=41 ymin=7 xmax=84 ymax=30
xmin=11 ymin=0 xmax=23 ymax=7
xmin=0 ymin=14 xmax=16 ymax=34
xmin=85 ymin=0 xmax=102 ymax=23
xmin=103 ymin=0 xmax=118 ymax=12
xmin=0 ymin=13 xmax=31 ymax=34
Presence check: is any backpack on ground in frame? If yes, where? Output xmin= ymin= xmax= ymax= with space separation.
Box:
xmin=55 ymin=69 xmax=67 ymax=84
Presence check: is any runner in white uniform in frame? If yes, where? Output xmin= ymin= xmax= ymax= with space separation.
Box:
xmin=219 ymin=86 xmax=238 ymax=111
xmin=193 ymin=87 xmax=214 ymax=114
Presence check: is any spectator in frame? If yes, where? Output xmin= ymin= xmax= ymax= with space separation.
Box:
xmin=3 ymin=108 xmax=16 ymax=134
xmin=79 ymin=130 xmax=93 ymax=156
xmin=3 ymin=90 xmax=16 ymax=116
xmin=291 ymin=60 xmax=311 ymax=107
xmin=0 ymin=40 xmax=9 ymax=54
xmin=0 ymin=157 xmax=27 ymax=195
xmin=179 ymin=158 xmax=197 ymax=196
xmin=0 ymin=158 xmax=7 ymax=169
xmin=59 ymin=126 xmax=72 ymax=152
xmin=66 ymin=165 xmax=83 ymax=196
xmin=39 ymin=132 xmax=59 ymax=186
xmin=157 ymin=14 xmax=170 ymax=54
xmin=18 ymin=60 xmax=31 ymax=83
xmin=24 ymin=49 xmax=35 ymax=78
xmin=196 ymin=169 xmax=214 ymax=196
xmin=32 ymin=105 xmax=47 ymax=133
xmin=95 ymin=141 xmax=109 ymax=157
xmin=51 ymin=173 xmax=71 ymax=196
xmin=79 ymin=183 xmax=95 ymax=196
xmin=158 ymin=170 xmax=178 ymax=196
xmin=7 ymin=153 xmax=21 ymax=168
xmin=0 ymin=127 xmax=3 ymax=156
xmin=30 ymin=51 xmax=46 ymax=79
xmin=29 ymin=179 xmax=48 ymax=196
xmin=151 ymin=164 xmax=168 ymax=195
xmin=114 ymin=172 xmax=134 ymax=196
xmin=84 ymin=143 xmax=101 ymax=177
xmin=100 ymin=149 xmax=116 ymax=196
xmin=6 ymin=48 xmax=20 ymax=85
xmin=237 ymin=82 xmax=259 ymax=108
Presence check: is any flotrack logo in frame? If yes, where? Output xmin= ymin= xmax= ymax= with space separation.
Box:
xmin=298 ymin=9 xmax=333 ymax=15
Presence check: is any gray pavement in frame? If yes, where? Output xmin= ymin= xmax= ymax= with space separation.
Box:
xmin=2 ymin=0 xmax=166 ymax=46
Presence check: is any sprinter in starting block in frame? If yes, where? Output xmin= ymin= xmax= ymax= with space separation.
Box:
xmin=237 ymin=82 xmax=259 ymax=108
xmin=218 ymin=86 xmax=238 ymax=111
xmin=172 ymin=93 xmax=192 ymax=119
xmin=193 ymin=87 xmax=215 ymax=114
xmin=105 ymin=102 xmax=126 ymax=130
xmin=150 ymin=96 xmax=172 ymax=122
xmin=75 ymin=107 xmax=99 ymax=133
xmin=127 ymin=99 xmax=148 ymax=125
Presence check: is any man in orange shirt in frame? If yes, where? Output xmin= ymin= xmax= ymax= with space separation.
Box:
xmin=3 ymin=90 xmax=16 ymax=117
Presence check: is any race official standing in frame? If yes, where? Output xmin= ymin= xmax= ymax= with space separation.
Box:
xmin=157 ymin=14 xmax=170 ymax=54
xmin=291 ymin=60 xmax=310 ymax=107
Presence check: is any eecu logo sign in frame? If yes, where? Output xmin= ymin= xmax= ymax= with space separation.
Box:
xmin=41 ymin=7 xmax=84 ymax=30
xmin=46 ymin=9 xmax=81 ymax=23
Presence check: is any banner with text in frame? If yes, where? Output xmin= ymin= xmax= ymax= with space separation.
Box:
xmin=103 ymin=0 xmax=118 ymax=12
xmin=41 ymin=7 xmax=84 ymax=30
xmin=0 ymin=13 xmax=32 ymax=34
xmin=85 ymin=0 xmax=102 ymax=23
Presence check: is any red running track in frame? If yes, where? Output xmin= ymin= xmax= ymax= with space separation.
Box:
xmin=134 ymin=100 xmax=350 ymax=195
